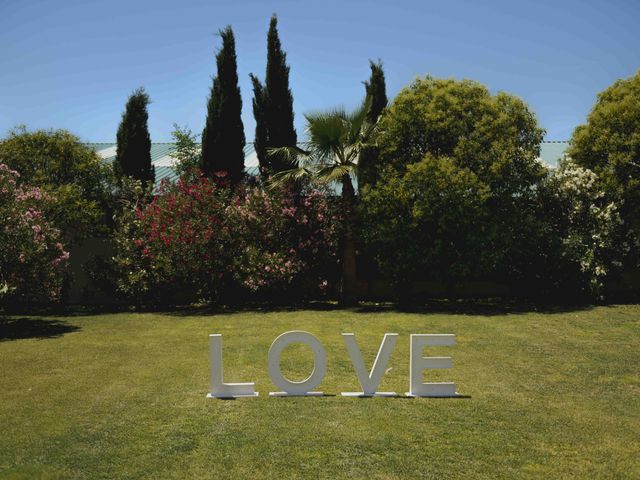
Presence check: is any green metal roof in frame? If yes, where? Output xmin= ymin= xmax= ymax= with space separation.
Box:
xmin=538 ymin=141 xmax=568 ymax=167
xmin=86 ymin=143 xmax=261 ymax=189
xmin=86 ymin=141 xmax=569 ymax=189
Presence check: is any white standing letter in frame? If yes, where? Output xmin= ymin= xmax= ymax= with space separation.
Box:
xmin=341 ymin=333 xmax=398 ymax=397
xmin=268 ymin=331 xmax=326 ymax=396
xmin=406 ymin=334 xmax=458 ymax=397
xmin=207 ymin=334 xmax=257 ymax=398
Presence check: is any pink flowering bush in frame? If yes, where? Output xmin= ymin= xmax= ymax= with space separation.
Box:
xmin=113 ymin=173 xmax=339 ymax=303
xmin=0 ymin=164 xmax=69 ymax=303
xmin=227 ymin=185 xmax=339 ymax=295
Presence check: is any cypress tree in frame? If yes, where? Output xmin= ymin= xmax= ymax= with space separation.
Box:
xmin=251 ymin=14 xmax=297 ymax=176
xmin=201 ymin=76 xmax=221 ymax=176
xmin=358 ymin=60 xmax=388 ymax=192
xmin=115 ymin=87 xmax=155 ymax=187
xmin=249 ymin=74 xmax=269 ymax=176
xmin=201 ymin=26 xmax=246 ymax=184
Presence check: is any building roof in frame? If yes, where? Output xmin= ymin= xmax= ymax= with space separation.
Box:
xmin=87 ymin=141 xmax=569 ymax=189
xmin=538 ymin=141 xmax=569 ymax=167
xmin=86 ymin=142 xmax=261 ymax=189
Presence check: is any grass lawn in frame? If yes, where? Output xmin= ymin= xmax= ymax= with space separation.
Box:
xmin=1 ymin=304 xmax=639 ymax=479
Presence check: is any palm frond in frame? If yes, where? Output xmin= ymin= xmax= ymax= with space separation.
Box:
xmin=299 ymin=94 xmax=379 ymax=175
xmin=316 ymin=163 xmax=355 ymax=184
xmin=305 ymin=109 xmax=350 ymax=159
xmin=347 ymin=95 xmax=372 ymax=142
xmin=267 ymin=166 xmax=314 ymax=189
xmin=343 ymin=142 xmax=365 ymax=164
xmin=266 ymin=145 xmax=309 ymax=168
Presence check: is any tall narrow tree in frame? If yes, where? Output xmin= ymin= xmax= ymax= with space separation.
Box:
xmin=250 ymin=74 xmax=269 ymax=176
xmin=201 ymin=26 xmax=246 ymax=184
xmin=115 ymin=87 xmax=154 ymax=187
xmin=357 ymin=60 xmax=388 ymax=192
xmin=251 ymin=14 xmax=297 ymax=176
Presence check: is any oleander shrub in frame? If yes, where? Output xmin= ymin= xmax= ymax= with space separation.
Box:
xmin=0 ymin=126 xmax=115 ymax=243
xmin=112 ymin=173 xmax=339 ymax=304
xmin=568 ymin=70 xmax=640 ymax=270
xmin=536 ymin=159 xmax=628 ymax=298
xmin=0 ymin=164 xmax=69 ymax=303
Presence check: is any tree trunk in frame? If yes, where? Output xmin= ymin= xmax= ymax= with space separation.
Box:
xmin=340 ymin=174 xmax=358 ymax=306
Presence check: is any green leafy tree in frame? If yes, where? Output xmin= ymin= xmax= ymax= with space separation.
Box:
xmin=361 ymin=77 xmax=547 ymax=295
xmin=251 ymin=15 xmax=297 ymax=176
xmin=360 ymin=156 xmax=490 ymax=296
xmin=358 ymin=60 xmax=388 ymax=192
xmin=270 ymin=97 xmax=375 ymax=305
xmin=108 ymin=176 xmax=154 ymax=305
xmin=171 ymin=124 xmax=201 ymax=178
xmin=115 ymin=88 xmax=155 ymax=187
xmin=0 ymin=126 xmax=114 ymax=243
xmin=568 ymin=70 xmax=640 ymax=265
xmin=201 ymin=26 xmax=245 ymax=184
xmin=376 ymin=76 xmax=545 ymax=195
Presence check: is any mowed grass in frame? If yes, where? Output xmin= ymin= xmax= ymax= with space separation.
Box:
xmin=0 ymin=304 xmax=639 ymax=479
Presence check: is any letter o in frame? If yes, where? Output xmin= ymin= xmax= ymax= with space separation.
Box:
xmin=268 ymin=331 xmax=326 ymax=395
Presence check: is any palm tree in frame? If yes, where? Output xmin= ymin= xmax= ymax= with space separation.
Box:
xmin=269 ymin=97 xmax=375 ymax=305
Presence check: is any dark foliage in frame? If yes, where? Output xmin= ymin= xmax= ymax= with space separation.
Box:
xmin=201 ymin=26 xmax=246 ymax=184
xmin=358 ymin=60 xmax=388 ymax=192
xmin=250 ymin=74 xmax=269 ymax=176
xmin=115 ymin=88 xmax=154 ymax=187
xmin=251 ymin=15 xmax=297 ymax=176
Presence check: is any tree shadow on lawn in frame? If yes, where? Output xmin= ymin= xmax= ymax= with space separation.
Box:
xmin=1 ymin=298 xmax=604 ymax=319
xmin=0 ymin=316 xmax=80 ymax=341
xmin=163 ymin=298 xmax=599 ymax=318
xmin=353 ymin=298 xmax=598 ymax=316
xmin=163 ymin=301 xmax=343 ymax=317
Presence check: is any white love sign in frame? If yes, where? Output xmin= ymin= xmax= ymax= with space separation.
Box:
xmin=206 ymin=331 xmax=460 ymax=399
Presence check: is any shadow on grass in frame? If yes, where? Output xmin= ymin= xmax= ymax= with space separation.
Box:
xmin=353 ymin=299 xmax=597 ymax=316
xmin=404 ymin=394 xmax=473 ymax=400
xmin=163 ymin=298 xmax=598 ymax=317
xmin=164 ymin=301 xmax=342 ymax=317
xmin=1 ymin=298 xmax=603 ymax=318
xmin=0 ymin=317 xmax=80 ymax=341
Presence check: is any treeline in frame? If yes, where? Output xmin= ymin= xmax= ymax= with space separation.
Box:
xmin=1 ymin=15 xmax=639 ymax=307
xmin=360 ymin=77 xmax=637 ymax=301
xmin=109 ymin=15 xmax=299 ymax=188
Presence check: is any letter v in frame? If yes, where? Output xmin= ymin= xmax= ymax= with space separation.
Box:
xmin=341 ymin=333 xmax=398 ymax=397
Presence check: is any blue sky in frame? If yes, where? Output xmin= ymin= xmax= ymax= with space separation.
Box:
xmin=1 ymin=0 xmax=638 ymax=142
